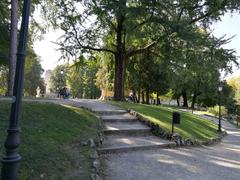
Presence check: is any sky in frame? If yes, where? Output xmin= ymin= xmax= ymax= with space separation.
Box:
xmin=33 ymin=12 xmax=240 ymax=78
xmin=210 ymin=13 xmax=240 ymax=79
xmin=33 ymin=28 xmax=64 ymax=71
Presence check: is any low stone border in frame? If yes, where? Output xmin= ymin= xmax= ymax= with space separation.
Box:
xmin=80 ymin=137 xmax=102 ymax=180
xmin=128 ymin=109 xmax=227 ymax=147
xmin=74 ymin=106 xmax=103 ymax=180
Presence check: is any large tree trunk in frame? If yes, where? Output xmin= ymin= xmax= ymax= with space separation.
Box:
xmin=146 ymin=89 xmax=150 ymax=104
xmin=182 ymin=91 xmax=188 ymax=107
xmin=113 ymin=7 xmax=126 ymax=101
xmin=177 ymin=98 xmax=180 ymax=107
xmin=114 ymin=54 xmax=126 ymax=101
xmin=7 ymin=0 xmax=18 ymax=96
xmin=141 ymin=90 xmax=145 ymax=104
xmin=157 ymin=92 xmax=161 ymax=105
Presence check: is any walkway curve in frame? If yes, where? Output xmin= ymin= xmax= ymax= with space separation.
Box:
xmin=100 ymin=106 xmax=240 ymax=180
xmin=60 ymin=100 xmax=240 ymax=180
xmin=6 ymin=98 xmax=239 ymax=180
xmin=62 ymin=99 xmax=240 ymax=180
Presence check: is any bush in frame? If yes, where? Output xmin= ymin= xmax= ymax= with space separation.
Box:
xmin=208 ymin=105 xmax=227 ymax=117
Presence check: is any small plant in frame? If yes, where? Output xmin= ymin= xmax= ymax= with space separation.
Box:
xmin=208 ymin=105 xmax=227 ymax=117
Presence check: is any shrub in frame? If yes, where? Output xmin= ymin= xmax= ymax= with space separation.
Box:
xmin=208 ymin=105 xmax=227 ymax=117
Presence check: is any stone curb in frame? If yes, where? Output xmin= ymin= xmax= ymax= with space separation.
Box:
xmin=68 ymin=105 xmax=103 ymax=180
xmin=127 ymin=109 xmax=227 ymax=147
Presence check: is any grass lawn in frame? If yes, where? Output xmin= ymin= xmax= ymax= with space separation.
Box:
xmin=0 ymin=100 xmax=99 ymax=179
xmin=110 ymin=101 xmax=219 ymax=141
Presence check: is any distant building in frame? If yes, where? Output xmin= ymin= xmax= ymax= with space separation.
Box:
xmin=44 ymin=70 xmax=56 ymax=97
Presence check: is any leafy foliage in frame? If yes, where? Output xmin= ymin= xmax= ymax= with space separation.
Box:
xmin=0 ymin=23 xmax=10 ymax=66
xmin=41 ymin=0 xmax=240 ymax=100
xmin=69 ymin=56 xmax=101 ymax=98
xmin=0 ymin=66 xmax=8 ymax=95
xmin=227 ymin=76 xmax=240 ymax=104
xmin=24 ymin=47 xmax=45 ymax=96
xmin=50 ymin=64 xmax=68 ymax=93
xmin=0 ymin=0 xmax=10 ymax=67
xmin=208 ymin=106 xmax=227 ymax=117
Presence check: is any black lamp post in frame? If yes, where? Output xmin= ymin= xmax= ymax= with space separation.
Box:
xmin=57 ymin=70 xmax=64 ymax=98
xmin=60 ymin=69 xmax=65 ymax=86
xmin=1 ymin=0 xmax=31 ymax=179
xmin=218 ymin=86 xmax=223 ymax=132
xmin=191 ymin=94 xmax=194 ymax=114
xmin=60 ymin=69 xmax=64 ymax=86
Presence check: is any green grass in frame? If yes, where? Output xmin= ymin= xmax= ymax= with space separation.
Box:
xmin=110 ymin=101 xmax=219 ymax=141
xmin=0 ymin=100 xmax=99 ymax=179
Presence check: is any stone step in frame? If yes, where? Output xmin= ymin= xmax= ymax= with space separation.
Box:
xmin=101 ymin=113 xmax=138 ymax=122
xmin=103 ymin=128 xmax=152 ymax=136
xmin=103 ymin=121 xmax=151 ymax=136
xmin=94 ymin=109 xmax=127 ymax=115
xmin=98 ymin=135 xmax=176 ymax=154
xmin=104 ymin=121 xmax=148 ymax=130
xmin=103 ymin=122 xmax=151 ymax=136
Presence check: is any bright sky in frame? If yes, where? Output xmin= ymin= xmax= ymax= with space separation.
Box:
xmin=33 ymin=28 xmax=64 ymax=71
xmin=33 ymin=12 xmax=240 ymax=78
xmin=210 ymin=13 xmax=240 ymax=79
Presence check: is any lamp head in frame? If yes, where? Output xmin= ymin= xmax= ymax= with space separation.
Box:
xmin=218 ymin=86 xmax=223 ymax=92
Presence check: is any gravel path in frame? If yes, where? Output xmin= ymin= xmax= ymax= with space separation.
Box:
xmin=102 ymin=115 xmax=240 ymax=180
xmin=2 ymin=98 xmax=239 ymax=180
xmin=65 ymin=99 xmax=240 ymax=180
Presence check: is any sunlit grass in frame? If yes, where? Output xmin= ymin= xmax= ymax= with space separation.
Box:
xmin=110 ymin=101 xmax=219 ymax=140
xmin=0 ymin=100 xmax=99 ymax=179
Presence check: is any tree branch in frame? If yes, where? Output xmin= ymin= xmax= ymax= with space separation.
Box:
xmin=126 ymin=32 xmax=172 ymax=58
xmin=189 ymin=1 xmax=227 ymax=24
xmin=129 ymin=15 xmax=153 ymax=33
xmin=80 ymin=45 xmax=116 ymax=54
xmin=126 ymin=40 xmax=157 ymax=58
xmin=189 ymin=11 xmax=212 ymax=24
xmin=69 ymin=19 xmax=115 ymax=54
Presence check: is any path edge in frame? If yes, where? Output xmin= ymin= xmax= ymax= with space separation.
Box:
xmin=127 ymin=109 xmax=227 ymax=147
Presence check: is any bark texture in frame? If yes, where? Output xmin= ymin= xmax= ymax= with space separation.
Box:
xmin=7 ymin=0 xmax=18 ymax=96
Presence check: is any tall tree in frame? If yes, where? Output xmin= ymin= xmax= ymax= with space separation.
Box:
xmin=43 ymin=0 xmax=240 ymax=100
xmin=24 ymin=47 xmax=45 ymax=96
xmin=227 ymin=76 xmax=240 ymax=104
xmin=7 ymin=0 xmax=18 ymax=96
xmin=0 ymin=0 xmax=10 ymax=67
xmin=69 ymin=55 xmax=101 ymax=99
xmin=50 ymin=65 xmax=68 ymax=93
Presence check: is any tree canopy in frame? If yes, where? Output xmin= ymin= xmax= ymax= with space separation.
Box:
xmin=42 ymin=0 xmax=240 ymax=101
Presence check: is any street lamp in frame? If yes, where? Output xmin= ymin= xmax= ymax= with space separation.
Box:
xmin=60 ymin=69 xmax=64 ymax=86
xmin=58 ymin=69 xmax=64 ymax=98
xmin=1 ymin=0 xmax=31 ymax=179
xmin=218 ymin=86 xmax=223 ymax=132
